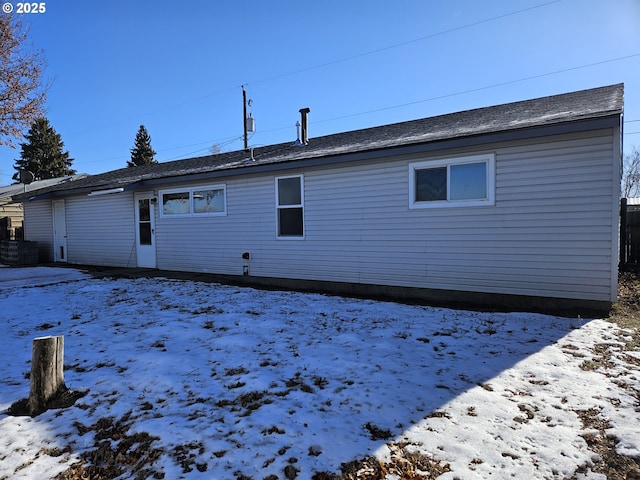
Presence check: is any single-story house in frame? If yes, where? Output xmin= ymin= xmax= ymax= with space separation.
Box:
xmin=0 ymin=176 xmax=86 ymax=240
xmin=20 ymin=84 xmax=623 ymax=313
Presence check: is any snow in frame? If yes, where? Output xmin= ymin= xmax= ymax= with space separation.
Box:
xmin=0 ymin=266 xmax=638 ymax=479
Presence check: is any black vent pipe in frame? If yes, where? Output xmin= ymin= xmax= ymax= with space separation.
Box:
xmin=299 ymin=108 xmax=310 ymax=144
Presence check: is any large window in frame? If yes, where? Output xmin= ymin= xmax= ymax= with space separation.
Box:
xmin=276 ymin=175 xmax=304 ymax=238
xmin=409 ymin=154 xmax=495 ymax=208
xmin=160 ymin=185 xmax=226 ymax=217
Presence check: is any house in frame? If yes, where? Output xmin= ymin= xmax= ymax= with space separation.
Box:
xmin=0 ymin=176 xmax=86 ymax=240
xmin=20 ymin=84 xmax=623 ymax=313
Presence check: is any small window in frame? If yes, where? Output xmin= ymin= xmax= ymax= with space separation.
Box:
xmin=160 ymin=185 xmax=226 ymax=217
xmin=409 ymin=154 xmax=495 ymax=208
xmin=193 ymin=188 xmax=225 ymax=214
xmin=276 ymin=175 xmax=304 ymax=238
xmin=162 ymin=191 xmax=190 ymax=215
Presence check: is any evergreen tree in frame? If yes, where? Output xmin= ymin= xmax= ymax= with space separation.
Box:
xmin=128 ymin=125 xmax=157 ymax=167
xmin=12 ymin=118 xmax=75 ymax=182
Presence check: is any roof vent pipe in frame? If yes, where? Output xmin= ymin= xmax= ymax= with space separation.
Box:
xmin=299 ymin=107 xmax=310 ymax=145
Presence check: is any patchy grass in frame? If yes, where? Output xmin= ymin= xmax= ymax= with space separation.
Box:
xmin=3 ymin=268 xmax=639 ymax=479
xmin=610 ymin=269 xmax=640 ymax=349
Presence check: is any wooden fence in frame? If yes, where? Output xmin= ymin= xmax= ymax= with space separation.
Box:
xmin=620 ymin=198 xmax=640 ymax=267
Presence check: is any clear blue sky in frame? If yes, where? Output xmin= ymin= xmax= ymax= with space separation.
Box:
xmin=1 ymin=0 xmax=639 ymax=181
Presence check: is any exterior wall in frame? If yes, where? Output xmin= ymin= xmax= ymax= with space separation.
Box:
xmin=154 ymin=176 xmax=271 ymax=274
xmin=21 ymin=127 xmax=619 ymax=306
xmin=64 ymin=193 xmax=137 ymax=267
xmin=23 ymin=200 xmax=53 ymax=262
xmin=153 ymin=129 xmax=618 ymax=303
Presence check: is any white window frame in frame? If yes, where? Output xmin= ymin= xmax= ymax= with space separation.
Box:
xmin=275 ymin=174 xmax=305 ymax=239
xmin=409 ymin=154 xmax=495 ymax=209
xmin=159 ymin=184 xmax=227 ymax=218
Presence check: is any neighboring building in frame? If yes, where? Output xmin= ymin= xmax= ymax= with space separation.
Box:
xmin=0 ymin=176 xmax=86 ymax=240
xmin=20 ymin=84 xmax=623 ymax=312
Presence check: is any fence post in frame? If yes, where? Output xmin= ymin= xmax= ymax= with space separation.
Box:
xmin=28 ymin=335 xmax=66 ymax=417
xmin=620 ymin=198 xmax=628 ymax=267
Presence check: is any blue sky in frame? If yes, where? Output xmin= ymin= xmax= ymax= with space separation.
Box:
xmin=1 ymin=0 xmax=639 ymax=181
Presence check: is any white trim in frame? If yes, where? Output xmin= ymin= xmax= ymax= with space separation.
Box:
xmin=275 ymin=174 xmax=305 ymax=239
xmin=87 ymin=187 xmax=125 ymax=196
xmin=134 ymin=192 xmax=157 ymax=268
xmin=159 ymin=184 xmax=227 ymax=218
xmin=52 ymin=199 xmax=67 ymax=262
xmin=409 ymin=153 xmax=496 ymax=209
xmin=611 ymin=125 xmax=622 ymax=302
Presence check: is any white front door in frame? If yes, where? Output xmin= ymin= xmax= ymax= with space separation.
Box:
xmin=134 ymin=193 xmax=156 ymax=268
xmin=52 ymin=200 xmax=67 ymax=262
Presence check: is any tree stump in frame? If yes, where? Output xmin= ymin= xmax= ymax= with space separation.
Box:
xmin=28 ymin=335 xmax=67 ymax=417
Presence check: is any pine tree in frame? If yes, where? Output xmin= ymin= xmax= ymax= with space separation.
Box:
xmin=12 ymin=118 xmax=75 ymax=182
xmin=128 ymin=125 xmax=157 ymax=167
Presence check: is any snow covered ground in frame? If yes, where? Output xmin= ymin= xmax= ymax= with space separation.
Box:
xmin=0 ymin=266 xmax=638 ymax=479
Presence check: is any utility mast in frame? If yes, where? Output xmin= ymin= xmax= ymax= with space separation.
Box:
xmin=242 ymin=86 xmax=255 ymax=151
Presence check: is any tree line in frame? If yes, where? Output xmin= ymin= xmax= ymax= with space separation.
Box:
xmin=10 ymin=119 xmax=157 ymax=182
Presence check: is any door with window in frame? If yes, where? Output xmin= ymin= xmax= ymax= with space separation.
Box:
xmin=134 ymin=193 xmax=156 ymax=268
xmin=52 ymin=200 xmax=67 ymax=262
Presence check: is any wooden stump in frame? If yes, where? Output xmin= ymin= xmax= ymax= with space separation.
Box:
xmin=28 ymin=335 xmax=67 ymax=417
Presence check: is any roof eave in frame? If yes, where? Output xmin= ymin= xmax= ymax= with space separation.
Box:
xmin=25 ymin=110 xmax=623 ymax=199
xmin=138 ymin=113 xmax=623 ymax=187
xmin=26 ymin=181 xmax=143 ymax=202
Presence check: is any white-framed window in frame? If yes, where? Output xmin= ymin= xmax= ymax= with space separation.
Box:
xmin=409 ymin=154 xmax=495 ymax=208
xmin=276 ymin=175 xmax=304 ymax=238
xmin=159 ymin=184 xmax=226 ymax=217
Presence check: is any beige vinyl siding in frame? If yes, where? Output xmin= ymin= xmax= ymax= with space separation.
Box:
xmin=156 ymin=177 xmax=274 ymax=273
xmin=51 ymin=129 xmax=606 ymax=303
xmin=296 ymin=148 xmax=612 ymax=302
xmin=64 ymin=193 xmax=136 ymax=267
xmin=23 ymin=200 xmax=54 ymax=261
xmin=0 ymin=201 xmax=23 ymax=238
xmin=152 ymin=129 xmax=616 ymax=302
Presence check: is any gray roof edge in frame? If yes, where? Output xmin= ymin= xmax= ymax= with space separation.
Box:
xmin=24 ymin=84 xmax=624 ymax=198
xmin=138 ymin=114 xmax=622 ymax=187
xmin=25 ymin=181 xmax=141 ymax=202
xmin=29 ymin=113 xmax=622 ymax=197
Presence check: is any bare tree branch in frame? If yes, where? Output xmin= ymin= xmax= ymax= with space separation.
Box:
xmin=0 ymin=15 xmax=48 ymax=148
xmin=622 ymin=146 xmax=640 ymax=198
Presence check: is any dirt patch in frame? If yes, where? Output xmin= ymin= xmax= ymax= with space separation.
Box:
xmin=171 ymin=441 xmax=208 ymax=474
xmin=611 ymin=270 xmax=640 ymax=349
xmin=7 ymin=389 xmax=88 ymax=417
xmin=572 ymin=408 xmax=640 ymax=480
xmin=54 ymin=411 xmax=164 ymax=480
xmin=578 ymin=269 xmax=640 ymax=480
xmin=312 ymin=442 xmax=451 ymax=479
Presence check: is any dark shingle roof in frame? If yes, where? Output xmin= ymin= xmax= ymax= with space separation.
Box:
xmin=0 ymin=175 xmax=87 ymax=199
xmin=27 ymin=84 xmax=623 ymax=199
